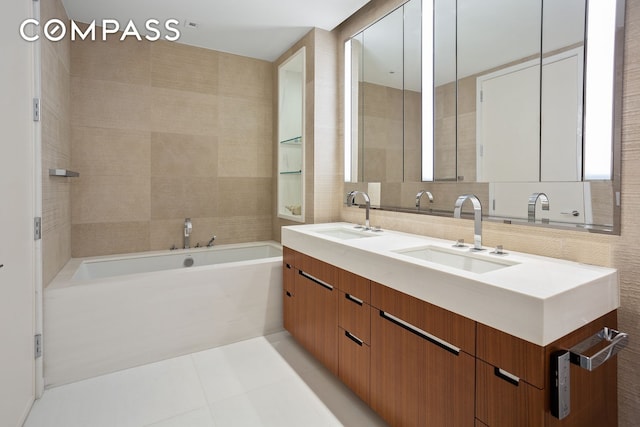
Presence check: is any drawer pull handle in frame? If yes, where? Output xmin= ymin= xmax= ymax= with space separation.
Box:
xmin=345 ymin=293 xmax=364 ymax=306
xmin=285 ymin=263 xmax=292 ymax=269
xmin=299 ymin=270 xmax=334 ymax=291
xmin=494 ymin=367 xmax=520 ymax=386
xmin=569 ymin=327 xmax=629 ymax=371
xmin=345 ymin=330 xmax=364 ymax=346
xmin=379 ymin=311 xmax=460 ymax=356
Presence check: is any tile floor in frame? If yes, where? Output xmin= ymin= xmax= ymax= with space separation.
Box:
xmin=25 ymin=332 xmax=388 ymax=427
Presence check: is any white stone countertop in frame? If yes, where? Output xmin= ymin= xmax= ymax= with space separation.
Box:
xmin=281 ymin=222 xmax=619 ymax=346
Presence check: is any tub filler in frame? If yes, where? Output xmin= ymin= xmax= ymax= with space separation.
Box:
xmin=45 ymin=241 xmax=283 ymax=387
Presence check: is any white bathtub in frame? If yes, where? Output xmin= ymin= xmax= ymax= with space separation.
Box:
xmin=45 ymin=241 xmax=283 ymax=387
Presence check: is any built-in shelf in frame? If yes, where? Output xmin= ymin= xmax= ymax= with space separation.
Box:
xmin=280 ymin=136 xmax=302 ymax=145
xmin=49 ymin=169 xmax=79 ymax=178
xmin=278 ymin=47 xmax=305 ymax=223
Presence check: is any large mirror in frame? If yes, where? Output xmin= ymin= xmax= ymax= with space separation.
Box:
xmin=344 ymin=0 xmax=624 ymax=233
xmin=346 ymin=0 xmax=421 ymax=183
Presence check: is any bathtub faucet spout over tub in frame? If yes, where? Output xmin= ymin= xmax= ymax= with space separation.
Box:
xmin=184 ymin=218 xmax=192 ymax=249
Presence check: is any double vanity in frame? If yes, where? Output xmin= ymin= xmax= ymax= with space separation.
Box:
xmin=281 ymin=222 xmax=623 ymax=426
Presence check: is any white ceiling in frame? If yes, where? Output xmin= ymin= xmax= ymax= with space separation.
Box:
xmin=61 ymin=0 xmax=371 ymax=61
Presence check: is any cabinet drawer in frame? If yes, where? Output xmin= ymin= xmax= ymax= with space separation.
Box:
xmin=338 ymin=269 xmax=370 ymax=303
xmin=300 ymin=253 xmax=338 ymax=286
xmin=477 ymin=323 xmax=545 ymax=389
xmin=338 ymin=327 xmax=370 ymax=404
xmin=371 ymin=282 xmax=476 ymax=355
xmin=339 ymin=291 xmax=370 ymax=344
xmin=476 ymin=359 xmax=544 ymax=426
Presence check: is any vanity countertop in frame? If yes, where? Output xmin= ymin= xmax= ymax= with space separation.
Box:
xmin=281 ymin=222 xmax=619 ymax=346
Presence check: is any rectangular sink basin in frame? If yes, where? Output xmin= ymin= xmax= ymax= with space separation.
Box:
xmin=394 ymin=245 xmax=518 ymax=274
xmin=314 ymin=228 xmax=376 ymax=240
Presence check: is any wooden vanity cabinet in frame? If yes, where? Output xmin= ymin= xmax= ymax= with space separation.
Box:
xmin=281 ymin=247 xmax=619 ymax=427
xmin=370 ymin=282 xmax=476 ymax=427
xmin=476 ymin=311 xmax=618 ymax=427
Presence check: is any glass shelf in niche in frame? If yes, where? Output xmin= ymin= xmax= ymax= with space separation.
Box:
xmin=280 ymin=136 xmax=302 ymax=145
xmin=280 ymin=170 xmax=302 ymax=175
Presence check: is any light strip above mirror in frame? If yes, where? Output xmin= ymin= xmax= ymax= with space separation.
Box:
xmin=421 ymin=0 xmax=434 ymax=182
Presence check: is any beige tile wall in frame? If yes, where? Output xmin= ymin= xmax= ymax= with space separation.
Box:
xmin=41 ymin=0 xmax=71 ymax=286
xmin=70 ymin=31 xmax=273 ymax=257
xmin=336 ymin=0 xmax=640 ymax=424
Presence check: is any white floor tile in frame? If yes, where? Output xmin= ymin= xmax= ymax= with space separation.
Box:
xmin=24 ymin=333 xmax=387 ymax=427
xmin=25 ymin=355 xmax=207 ymax=427
xmin=145 ymin=407 xmax=215 ymax=427
xmin=209 ymin=376 xmax=342 ymax=427
xmin=192 ymin=336 xmax=297 ymax=403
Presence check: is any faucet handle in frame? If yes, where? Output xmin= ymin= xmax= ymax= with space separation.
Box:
xmin=453 ymin=239 xmax=466 ymax=248
xmin=491 ymin=245 xmax=508 ymax=255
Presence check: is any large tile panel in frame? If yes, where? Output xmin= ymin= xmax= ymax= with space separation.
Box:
xmin=151 ymin=41 xmax=218 ymax=94
xmin=71 ymin=78 xmax=152 ymax=131
xmin=151 ymin=132 xmax=218 ymax=178
xmin=71 ymin=175 xmax=150 ymax=224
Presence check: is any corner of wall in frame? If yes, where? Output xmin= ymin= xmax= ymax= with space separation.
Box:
xmin=41 ymin=0 xmax=72 ymax=286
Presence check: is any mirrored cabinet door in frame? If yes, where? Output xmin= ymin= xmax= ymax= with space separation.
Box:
xmin=278 ymin=47 xmax=305 ymax=222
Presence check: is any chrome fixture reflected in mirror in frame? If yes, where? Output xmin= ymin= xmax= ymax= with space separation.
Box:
xmin=343 ymin=0 xmax=624 ymax=234
xmin=416 ymin=190 xmax=434 ymax=210
xmin=528 ymin=192 xmax=550 ymax=223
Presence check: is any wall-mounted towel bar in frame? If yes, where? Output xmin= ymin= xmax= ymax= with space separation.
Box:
xmin=49 ymin=169 xmax=79 ymax=177
xmin=569 ymin=327 xmax=628 ymax=371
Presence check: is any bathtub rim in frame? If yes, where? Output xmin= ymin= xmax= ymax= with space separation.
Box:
xmin=47 ymin=240 xmax=283 ymax=291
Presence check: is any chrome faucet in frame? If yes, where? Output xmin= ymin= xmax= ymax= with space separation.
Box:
xmin=416 ymin=190 xmax=434 ymax=210
xmin=346 ymin=190 xmax=371 ymax=230
xmin=453 ymin=194 xmax=484 ymax=251
xmin=528 ymin=192 xmax=550 ymax=222
xmin=184 ymin=218 xmax=192 ymax=249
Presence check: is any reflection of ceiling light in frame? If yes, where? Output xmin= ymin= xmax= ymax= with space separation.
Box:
xmin=184 ymin=21 xmax=199 ymax=29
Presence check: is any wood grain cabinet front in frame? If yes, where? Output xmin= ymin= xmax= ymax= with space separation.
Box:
xmin=281 ymin=247 xmax=619 ymax=427
xmin=476 ymin=358 xmax=545 ymax=426
xmin=337 ymin=269 xmax=372 ymax=405
xmin=477 ymin=311 xmax=619 ymax=427
xmin=338 ymin=327 xmax=370 ymax=404
xmin=370 ymin=282 xmax=475 ymax=427
xmin=294 ymin=260 xmax=339 ymax=375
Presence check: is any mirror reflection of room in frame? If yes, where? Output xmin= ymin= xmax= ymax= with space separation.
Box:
xmin=345 ymin=0 xmax=621 ymax=232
